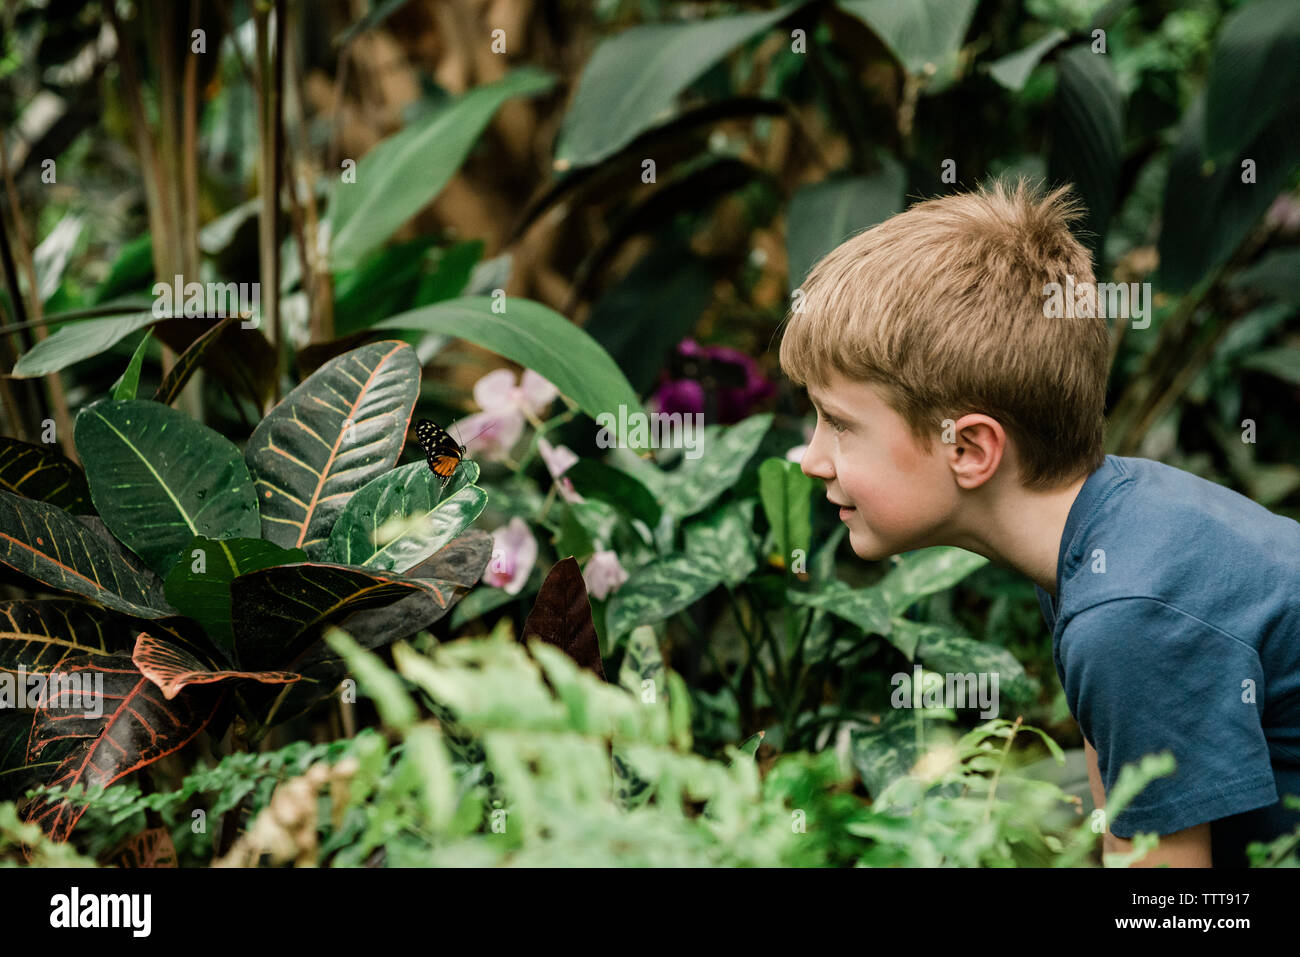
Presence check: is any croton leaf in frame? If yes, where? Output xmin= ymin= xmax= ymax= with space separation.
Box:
xmin=0 ymin=491 xmax=176 ymax=618
xmin=245 ymin=340 xmax=420 ymax=558
xmin=325 ymin=460 xmax=486 ymax=572
xmin=0 ymin=598 xmax=137 ymax=675
xmin=0 ymin=710 xmax=81 ymax=803
xmin=131 ymin=633 xmax=301 ymax=700
xmin=163 ymin=536 xmax=307 ymax=659
xmin=230 ymin=561 xmax=459 ymax=672
xmin=519 ymin=556 xmax=607 ymax=680
xmin=152 ymin=314 xmax=240 ymax=406
xmin=75 ymin=399 xmax=261 ymax=576
xmin=0 ymin=437 xmax=93 ymax=514
xmin=24 ymin=650 xmax=221 ymax=841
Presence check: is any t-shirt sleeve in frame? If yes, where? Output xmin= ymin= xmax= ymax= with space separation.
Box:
xmin=1059 ymin=597 xmax=1278 ymax=838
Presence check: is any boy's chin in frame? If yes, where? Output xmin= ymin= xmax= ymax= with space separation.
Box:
xmin=846 ymin=526 xmax=897 ymax=562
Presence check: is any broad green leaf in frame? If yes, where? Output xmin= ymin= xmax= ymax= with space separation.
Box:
xmin=1204 ymin=0 xmax=1300 ymax=165
xmin=850 ymin=708 xmax=955 ymax=799
xmin=152 ymin=315 xmax=240 ymax=406
xmin=75 ymin=400 xmax=260 ymax=577
xmin=898 ymin=619 xmax=1037 ymax=705
xmin=554 ymin=3 xmax=801 ymax=169
xmin=1159 ymin=96 xmax=1300 ymax=292
xmin=372 ymin=297 xmax=644 ymax=449
xmin=786 ymin=159 xmax=905 ymax=288
xmin=877 ymin=547 xmax=988 ymax=615
xmin=325 ymin=460 xmax=487 ymax=572
xmin=0 ymin=437 xmax=92 ymax=514
xmin=837 ymin=0 xmax=977 ymax=75
xmin=328 ymin=68 xmax=555 ymax=271
xmin=164 ymin=536 xmax=307 ymax=657
xmin=0 ymin=491 xmax=175 ymax=618
xmin=1047 ymin=45 xmax=1123 ymax=258
xmin=611 ymin=413 xmax=773 ymax=519
xmin=788 ymin=581 xmax=892 ymax=639
xmin=757 ymin=458 xmax=813 ymax=570
xmin=231 ymin=562 xmax=459 ymax=671
xmin=111 ymin=330 xmax=151 ymax=401
xmin=605 ymin=553 xmax=728 ymax=640
xmin=987 ymin=28 xmax=1066 ymax=91
xmin=245 ymin=340 xmax=420 ymax=557
xmin=683 ymin=498 xmax=757 ymax=587
xmin=563 ymin=459 xmax=661 ymax=529
xmin=12 ymin=310 xmax=157 ymax=378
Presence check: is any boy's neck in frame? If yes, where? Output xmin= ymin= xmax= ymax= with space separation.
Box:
xmin=943 ymin=470 xmax=1091 ymax=600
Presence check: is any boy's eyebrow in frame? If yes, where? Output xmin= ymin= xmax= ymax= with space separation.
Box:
xmin=807 ymin=390 xmax=856 ymax=422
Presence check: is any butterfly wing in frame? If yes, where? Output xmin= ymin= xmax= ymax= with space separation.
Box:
xmin=415 ymin=419 xmax=465 ymax=486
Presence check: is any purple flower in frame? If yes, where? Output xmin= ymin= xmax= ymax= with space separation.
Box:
xmin=538 ymin=437 xmax=584 ymax=504
xmin=651 ymin=339 xmax=775 ymax=424
xmin=457 ymin=368 xmax=559 ymax=462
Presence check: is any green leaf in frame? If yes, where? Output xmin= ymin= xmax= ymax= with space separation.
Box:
xmin=987 ymin=28 xmax=1066 ymax=91
xmin=11 ymin=310 xmax=157 ymax=378
xmin=324 ymin=627 xmax=418 ymax=730
xmin=325 ymin=460 xmax=488 ymax=573
xmin=563 ymin=458 xmax=662 ymax=529
xmin=786 ymin=159 xmax=905 ymax=288
xmin=849 ymin=708 xmax=951 ymax=799
xmin=0 ymin=491 xmax=175 ymax=618
xmin=1159 ymin=95 xmax=1300 ymax=293
xmin=110 ymin=330 xmax=151 ymax=401
xmin=1047 ymin=45 xmax=1123 ymax=258
xmin=684 ymin=498 xmax=758 ymax=587
xmin=605 ymin=553 xmax=727 ymax=641
xmin=231 ymin=562 xmax=459 ymax=671
xmin=877 ymin=547 xmax=988 ymax=615
xmin=152 ymin=314 xmax=239 ymax=406
xmin=164 ymin=536 xmax=307 ymax=657
xmin=0 ymin=437 xmax=93 ymax=514
xmin=900 ymin=619 xmax=1037 ymax=705
xmin=372 ymin=297 xmax=644 ymax=449
xmin=1240 ymin=346 xmax=1300 ymax=386
xmin=837 ymin=0 xmax=977 ymax=75
xmin=328 ymin=68 xmax=556 ymax=271
xmin=788 ymin=581 xmax=892 ymax=640
xmin=757 ymin=458 xmax=813 ymax=570
xmin=554 ymin=3 xmax=801 ymax=169
xmin=611 ymin=413 xmax=773 ymax=519
xmin=75 ymin=400 xmax=261 ymax=576
xmin=245 ymin=340 xmax=420 ymax=557
xmin=1204 ymin=0 xmax=1300 ymax=166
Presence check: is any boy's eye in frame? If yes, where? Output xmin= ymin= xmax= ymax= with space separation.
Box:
xmin=819 ymin=410 xmax=847 ymax=432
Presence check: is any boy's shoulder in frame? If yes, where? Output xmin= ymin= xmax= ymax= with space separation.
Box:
xmin=1039 ymin=454 xmax=1300 ymax=642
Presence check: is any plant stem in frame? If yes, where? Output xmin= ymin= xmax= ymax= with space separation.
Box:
xmin=982 ymin=715 xmax=1023 ymax=826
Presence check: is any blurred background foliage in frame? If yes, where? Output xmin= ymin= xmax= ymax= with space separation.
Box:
xmin=1 ymin=0 xmax=1298 ymax=863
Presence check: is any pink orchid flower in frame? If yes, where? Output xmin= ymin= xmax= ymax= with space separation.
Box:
xmin=457 ymin=368 xmax=559 ymax=462
xmin=583 ymin=549 xmax=629 ymax=600
xmin=538 ymin=437 xmax=584 ymax=504
xmin=482 ymin=516 xmax=538 ymax=595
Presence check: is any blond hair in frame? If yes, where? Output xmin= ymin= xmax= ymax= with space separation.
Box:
xmin=778 ymin=179 xmax=1109 ymax=491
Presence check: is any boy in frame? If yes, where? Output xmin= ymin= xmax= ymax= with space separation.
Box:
xmin=779 ymin=180 xmax=1300 ymax=868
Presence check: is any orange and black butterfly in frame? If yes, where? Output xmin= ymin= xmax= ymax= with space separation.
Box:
xmin=415 ymin=419 xmax=466 ymax=488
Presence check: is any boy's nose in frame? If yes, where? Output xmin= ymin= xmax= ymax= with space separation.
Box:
xmin=800 ymin=427 xmax=834 ymax=480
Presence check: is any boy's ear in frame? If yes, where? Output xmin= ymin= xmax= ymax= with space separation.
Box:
xmin=947 ymin=414 xmax=1007 ymax=489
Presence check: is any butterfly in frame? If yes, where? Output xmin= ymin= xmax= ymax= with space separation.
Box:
xmin=415 ymin=419 xmax=467 ymax=488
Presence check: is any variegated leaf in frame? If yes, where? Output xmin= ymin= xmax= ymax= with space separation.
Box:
xmin=245 ymin=340 xmax=420 ymax=558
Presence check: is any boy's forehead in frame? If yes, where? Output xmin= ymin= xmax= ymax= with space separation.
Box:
xmin=807 ymin=375 xmax=870 ymax=415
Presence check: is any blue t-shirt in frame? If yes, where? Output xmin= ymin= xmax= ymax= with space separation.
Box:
xmin=1035 ymin=454 xmax=1300 ymax=867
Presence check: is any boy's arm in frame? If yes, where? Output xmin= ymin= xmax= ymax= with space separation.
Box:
xmin=1085 ymin=738 xmax=1212 ymax=867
